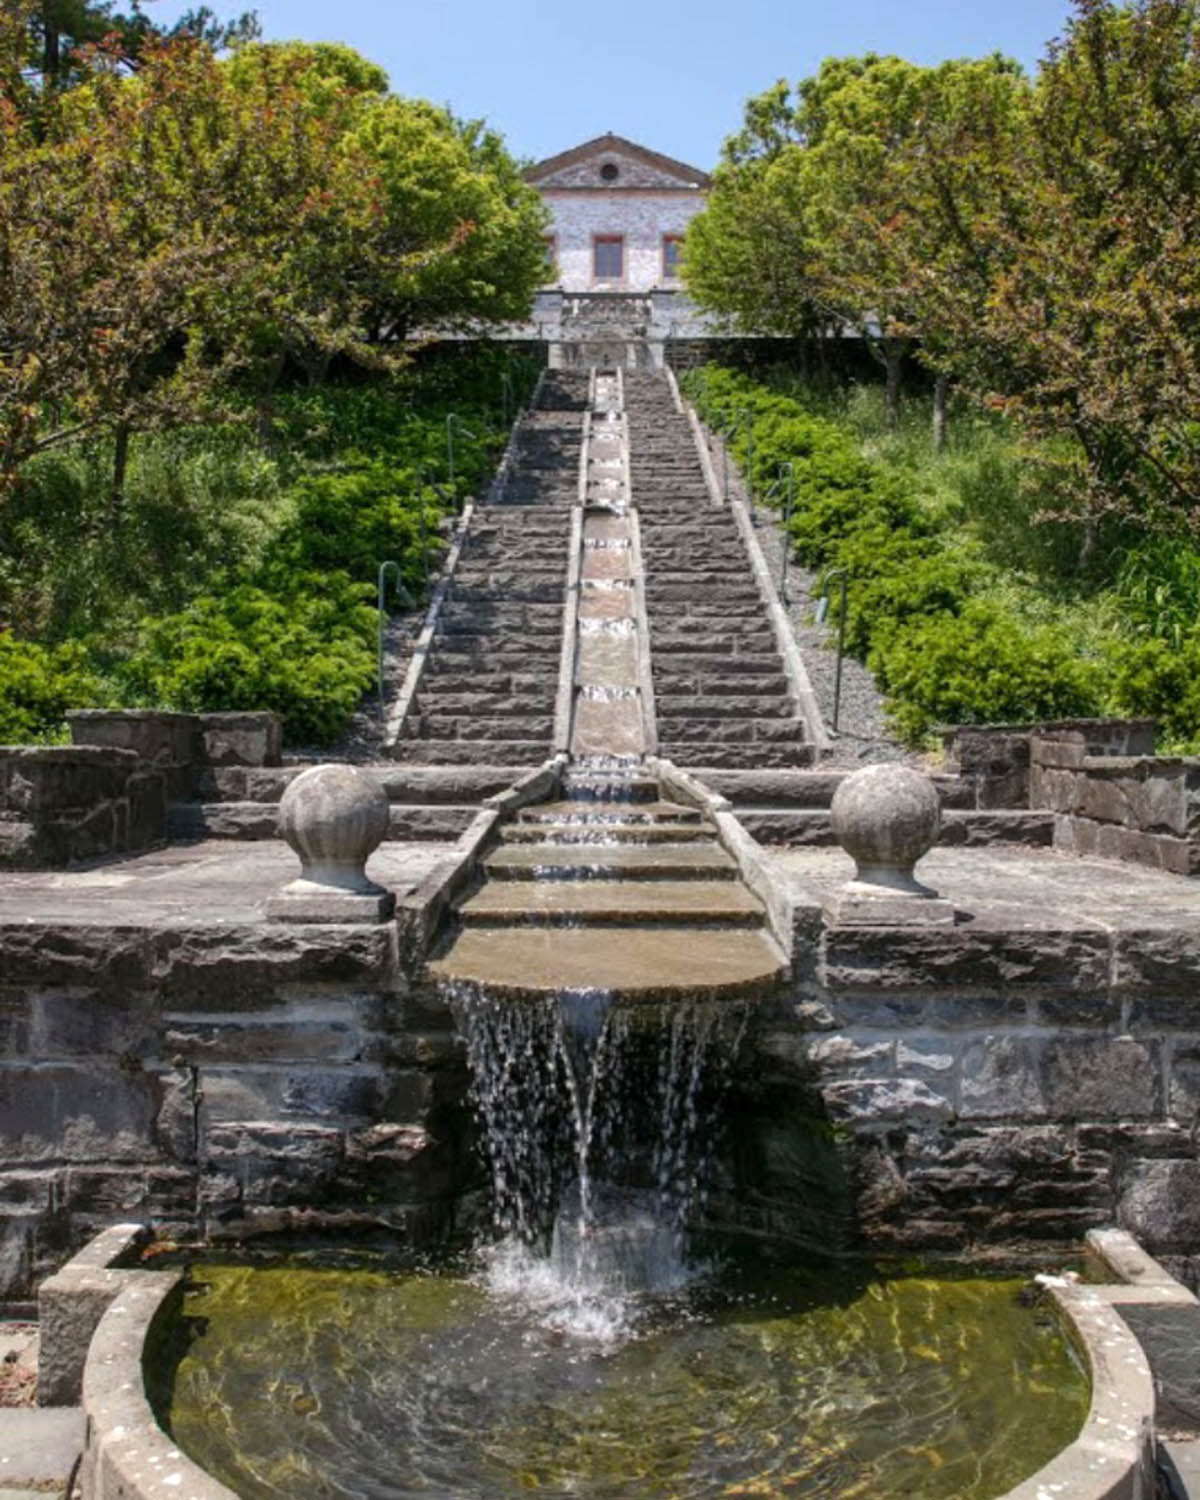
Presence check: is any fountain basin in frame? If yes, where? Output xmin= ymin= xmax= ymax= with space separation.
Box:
xmin=74 ymin=1241 xmax=1156 ymax=1500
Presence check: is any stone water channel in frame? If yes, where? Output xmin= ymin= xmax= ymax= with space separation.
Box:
xmin=8 ymin=365 xmax=1200 ymax=1496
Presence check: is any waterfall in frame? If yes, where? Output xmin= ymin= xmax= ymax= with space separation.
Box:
xmin=447 ymin=985 xmax=749 ymax=1334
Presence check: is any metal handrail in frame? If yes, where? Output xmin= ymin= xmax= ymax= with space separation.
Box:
xmin=445 ymin=412 xmax=478 ymax=495
xmin=820 ymin=566 xmax=849 ymax=734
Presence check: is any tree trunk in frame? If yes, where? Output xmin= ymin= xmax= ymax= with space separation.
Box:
xmin=933 ymin=374 xmax=948 ymax=453
xmin=42 ymin=4 xmax=61 ymax=89
xmin=255 ymin=351 xmax=287 ymax=449
xmin=884 ymin=344 xmax=903 ymax=430
xmin=109 ymin=421 xmax=131 ymax=526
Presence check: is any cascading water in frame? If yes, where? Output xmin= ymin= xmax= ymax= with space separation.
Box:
xmin=448 ymin=983 xmax=749 ymax=1337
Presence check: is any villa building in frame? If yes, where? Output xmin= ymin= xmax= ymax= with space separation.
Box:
xmin=517 ymin=133 xmax=720 ymax=366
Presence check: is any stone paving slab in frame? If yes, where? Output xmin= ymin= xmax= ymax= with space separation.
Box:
xmin=0 ymin=840 xmax=452 ymax=927
xmin=0 ymin=1407 xmax=82 ymax=1485
xmin=772 ymin=844 xmax=1200 ymax=933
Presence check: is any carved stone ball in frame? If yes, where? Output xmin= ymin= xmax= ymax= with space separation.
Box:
xmin=830 ymin=763 xmax=941 ymax=893
xmin=277 ymin=764 xmax=389 ymax=893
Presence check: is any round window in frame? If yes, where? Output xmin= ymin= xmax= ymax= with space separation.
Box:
xmin=599 ymin=162 xmax=619 ymax=183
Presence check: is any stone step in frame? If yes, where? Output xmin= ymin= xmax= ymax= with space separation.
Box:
xmin=408 ymin=715 xmax=555 ymax=741
xmin=651 ymin=653 xmax=785 ymax=675
xmin=649 ymin=695 xmax=795 ymax=720
xmin=426 ymin=641 xmax=561 ymax=661
xmin=197 ymin=764 xmax=528 ymax=805
xmin=483 ymin=843 xmax=737 ymax=881
xmin=458 ymin=877 xmax=763 ymax=927
xmin=427 ymin=925 xmax=787 ymax=999
xmin=414 ymin=691 xmax=555 ymax=716
xmin=518 ymin=799 xmax=701 ymax=824
xmin=692 ymin=768 xmax=976 ymax=810
xmin=658 ymin=741 xmax=817 ymax=769
xmin=391 ymin=740 xmax=546 ymax=766
xmin=561 ymin=774 xmax=659 ymax=804
xmin=422 ymin=656 xmax=560 ymax=679
xmin=168 ymin=801 xmax=478 ymax=841
xmin=501 ymin=820 xmax=712 ymax=844
xmin=418 ymin=670 xmax=555 ymax=695
xmin=653 ymin=672 xmax=791 ymax=698
xmin=735 ymin=806 xmax=1056 ymax=848
xmin=654 ymin=718 xmax=805 ymax=745
xmin=651 ymin=633 xmax=778 ymax=655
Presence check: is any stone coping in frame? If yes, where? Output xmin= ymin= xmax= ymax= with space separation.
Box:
xmin=69 ymin=1222 xmax=1157 ymax=1500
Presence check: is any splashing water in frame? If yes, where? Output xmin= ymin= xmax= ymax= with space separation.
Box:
xmin=448 ymin=987 xmax=749 ymax=1339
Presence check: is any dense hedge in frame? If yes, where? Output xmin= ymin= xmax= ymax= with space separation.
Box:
xmin=2 ymin=347 xmax=540 ymax=747
xmin=681 ymin=364 xmax=1118 ymax=743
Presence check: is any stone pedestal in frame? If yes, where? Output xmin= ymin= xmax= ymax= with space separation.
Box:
xmin=827 ymin=763 xmax=954 ymax=926
xmin=266 ymin=764 xmax=394 ymax=923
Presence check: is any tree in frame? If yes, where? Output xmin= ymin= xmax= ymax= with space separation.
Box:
xmin=684 ymin=55 xmax=1030 ymax=434
xmin=344 ymin=98 xmax=549 ymax=344
xmin=22 ymin=0 xmax=258 ymax=92
xmin=949 ymin=0 xmax=1200 ymax=533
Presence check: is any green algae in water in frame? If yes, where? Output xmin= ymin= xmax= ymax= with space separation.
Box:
xmin=164 ymin=1262 xmax=1089 ymax=1500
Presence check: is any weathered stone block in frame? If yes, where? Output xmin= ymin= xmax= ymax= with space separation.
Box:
xmin=281 ymin=1068 xmax=383 ymax=1119
xmin=1076 ymin=772 xmax=1131 ymax=826
xmin=30 ymin=989 xmax=159 ymax=1058
xmin=1 ymin=747 xmax=133 ymax=817
xmin=164 ymin=1017 xmax=363 ymax=1065
xmin=1167 ymin=1039 xmax=1200 ymax=1120
xmin=961 ymin=1034 xmax=1160 ymax=1120
xmin=126 ymin=770 xmax=167 ymax=850
xmin=1115 ymin=929 xmax=1200 ymax=992
xmin=149 ymin=924 xmax=399 ymax=1008
xmin=961 ymin=1036 xmax=1046 ymax=1118
xmin=0 ymin=1063 xmax=157 ymax=1162
xmin=1127 ymin=766 xmax=1186 ymax=835
xmin=68 ymin=709 xmax=198 ymax=799
xmin=197 ymin=712 xmax=282 ymax=768
xmin=804 ymin=1035 xmax=893 ymax=1077
xmin=821 ymin=1076 xmax=954 ymax=1125
xmin=1042 ymin=1035 xmax=1161 ymax=1118
xmin=823 ymin=925 xmax=1109 ymax=992
xmin=1120 ymin=1159 xmax=1200 ymax=1248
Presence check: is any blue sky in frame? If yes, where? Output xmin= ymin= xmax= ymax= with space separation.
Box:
xmin=147 ymin=0 xmax=1076 ymax=168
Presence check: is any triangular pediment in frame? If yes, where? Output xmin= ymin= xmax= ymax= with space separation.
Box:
xmin=525 ymin=134 xmax=710 ymax=191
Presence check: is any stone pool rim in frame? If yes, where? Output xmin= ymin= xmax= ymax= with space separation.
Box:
xmin=69 ymin=1224 xmax=1158 ymax=1500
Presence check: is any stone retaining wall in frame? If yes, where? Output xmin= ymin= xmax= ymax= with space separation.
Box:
xmin=6 ymin=894 xmax=1200 ymax=1297
xmin=717 ymin=915 xmax=1200 ymax=1278
xmin=0 ymin=746 xmax=166 ymax=869
xmin=1031 ymin=730 xmax=1200 ymax=875
xmin=0 ymin=918 xmax=471 ymax=1300
xmin=0 ymin=712 xmax=282 ymax=871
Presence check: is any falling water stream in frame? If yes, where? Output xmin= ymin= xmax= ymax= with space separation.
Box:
xmin=450 ymin=988 xmax=750 ymax=1339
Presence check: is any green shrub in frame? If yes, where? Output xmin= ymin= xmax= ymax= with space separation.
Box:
xmin=0 ymin=634 xmax=104 ymax=743
xmin=118 ymin=582 xmax=377 ymax=745
xmin=874 ymin=602 xmax=1105 ymax=743
xmin=1103 ymin=634 xmax=1200 ymax=749
xmin=824 ymin=531 xmax=994 ymax=659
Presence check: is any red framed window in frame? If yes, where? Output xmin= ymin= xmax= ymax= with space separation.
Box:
xmin=593 ymin=235 xmax=624 ymax=282
xmin=662 ymin=234 xmax=684 ymax=280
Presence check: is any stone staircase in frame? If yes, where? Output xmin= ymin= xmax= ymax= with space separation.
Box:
xmin=427 ymin=765 xmax=787 ymax=998
xmin=388 ymin=371 xmax=589 ymax=767
xmin=623 ymin=370 xmax=815 ymax=770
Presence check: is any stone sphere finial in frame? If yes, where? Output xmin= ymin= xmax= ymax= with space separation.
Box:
xmin=831 ymin=763 xmax=940 ymax=892
xmin=268 ymin=765 xmax=394 ymax=922
xmin=830 ymin=764 xmax=950 ymax=924
xmin=278 ymin=764 xmax=389 ymax=891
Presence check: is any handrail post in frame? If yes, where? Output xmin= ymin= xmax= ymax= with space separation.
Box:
xmin=779 ymin=462 xmax=794 ymax=601
xmin=377 ymin=559 xmax=414 ymax=715
xmin=822 ymin=566 xmax=849 ymax=734
xmin=446 ymin=412 xmax=478 ymax=504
